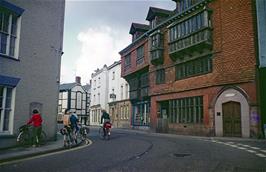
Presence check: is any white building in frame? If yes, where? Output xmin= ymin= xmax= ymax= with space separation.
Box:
xmin=108 ymin=61 xmax=131 ymax=128
xmin=90 ymin=65 xmax=109 ymax=125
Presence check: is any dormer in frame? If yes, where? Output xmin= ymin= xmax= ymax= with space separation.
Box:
xmin=146 ymin=7 xmax=172 ymax=29
xmin=129 ymin=23 xmax=150 ymax=42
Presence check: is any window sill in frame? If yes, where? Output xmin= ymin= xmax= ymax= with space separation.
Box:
xmin=0 ymin=54 xmax=20 ymax=61
xmin=0 ymin=133 xmax=15 ymax=138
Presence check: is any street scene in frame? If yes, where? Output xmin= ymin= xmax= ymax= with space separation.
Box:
xmin=1 ymin=0 xmax=266 ymax=171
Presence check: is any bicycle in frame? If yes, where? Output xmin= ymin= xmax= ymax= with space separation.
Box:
xmin=17 ymin=124 xmax=47 ymax=146
xmin=99 ymin=122 xmax=111 ymax=140
xmin=60 ymin=124 xmax=89 ymax=148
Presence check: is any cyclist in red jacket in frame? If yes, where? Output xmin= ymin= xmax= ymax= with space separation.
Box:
xmin=27 ymin=109 xmax=43 ymax=147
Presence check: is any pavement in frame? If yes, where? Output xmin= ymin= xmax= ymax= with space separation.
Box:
xmin=0 ymin=132 xmax=91 ymax=165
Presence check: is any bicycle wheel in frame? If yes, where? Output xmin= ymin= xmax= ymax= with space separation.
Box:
xmin=17 ymin=132 xmax=30 ymax=146
xmin=38 ymin=131 xmax=47 ymax=145
xmin=98 ymin=127 xmax=105 ymax=139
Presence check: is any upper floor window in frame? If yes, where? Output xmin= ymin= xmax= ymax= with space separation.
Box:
xmin=175 ymin=55 xmax=212 ymax=80
xmin=151 ymin=18 xmax=157 ymax=29
xmin=0 ymin=2 xmax=24 ymax=59
xmin=0 ymin=86 xmax=13 ymax=132
xmin=156 ymin=69 xmax=165 ymax=84
xmin=98 ymin=77 xmax=101 ymax=85
xmin=140 ymin=73 xmax=149 ymax=88
xmin=169 ymin=11 xmax=209 ymax=43
xmin=136 ymin=45 xmax=144 ymax=65
xmin=176 ymin=0 xmax=203 ymax=14
xmin=125 ymin=84 xmax=129 ymax=99
xmin=124 ymin=53 xmax=131 ymax=71
xmin=112 ymin=71 xmax=115 ymax=80
xmin=150 ymin=33 xmax=163 ymax=50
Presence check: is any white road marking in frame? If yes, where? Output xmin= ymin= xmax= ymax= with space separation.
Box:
xmin=246 ymin=150 xmax=256 ymax=153
xmin=256 ymin=153 xmax=266 ymax=158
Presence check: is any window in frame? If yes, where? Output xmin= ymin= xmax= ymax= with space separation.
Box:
xmin=124 ymin=53 xmax=131 ymax=71
xmin=176 ymin=55 xmax=212 ymax=80
xmin=98 ymin=77 xmax=101 ymax=85
xmin=76 ymin=92 xmax=82 ymax=109
xmin=151 ymin=18 xmax=157 ymax=29
xmin=156 ymin=69 xmax=165 ymax=84
xmin=168 ymin=96 xmax=203 ymax=124
xmin=121 ymin=85 xmax=123 ymax=100
xmin=176 ymin=0 xmax=203 ymax=14
xmin=136 ymin=45 xmax=144 ymax=65
xmin=0 ymin=86 xmax=13 ymax=132
xmin=0 ymin=3 xmax=23 ymax=59
xmin=125 ymin=84 xmax=129 ymax=99
xmin=169 ymin=11 xmax=209 ymax=42
xmin=98 ymin=93 xmax=100 ymax=104
xmin=112 ymin=71 xmax=115 ymax=80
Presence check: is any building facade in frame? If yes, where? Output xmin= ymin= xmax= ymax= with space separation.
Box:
xmin=120 ymin=0 xmax=262 ymax=138
xmin=58 ymin=77 xmax=89 ymax=125
xmin=108 ymin=61 xmax=131 ymax=128
xmin=0 ymin=0 xmax=65 ymax=148
xmin=82 ymin=83 xmax=91 ymax=125
xmin=90 ymin=65 xmax=109 ymax=125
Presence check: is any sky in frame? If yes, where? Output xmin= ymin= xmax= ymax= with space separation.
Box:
xmin=61 ymin=0 xmax=176 ymax=85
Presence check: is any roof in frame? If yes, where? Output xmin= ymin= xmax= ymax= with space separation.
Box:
xmin=82 ymin=84 xmax=91 ymax=92
xmin=146 ymin=7 xmax=173 ymax=21
xmin=59 ymin=83 xmax=77 ymax=91
xmin=129 ymin=23 xmax=150 ymax=34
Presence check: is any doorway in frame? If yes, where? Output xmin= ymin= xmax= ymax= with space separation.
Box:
xmin=222 ymin=101 xmax=241 ymax=137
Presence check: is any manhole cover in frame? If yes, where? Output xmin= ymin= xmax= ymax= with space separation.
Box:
xmin=172 ymin=153 xmax=191 ymax=157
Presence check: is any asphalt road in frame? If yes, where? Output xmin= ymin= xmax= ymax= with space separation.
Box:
xmin=1 ymin=127 xmax=266 ymax=172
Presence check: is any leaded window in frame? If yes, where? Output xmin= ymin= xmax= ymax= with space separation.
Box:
xmin=176 ymin=55 xmax=212 ymax=80
xmin=156 ymin=69 xmax=165 ymax=84
xmin=168 ymin=96 xmax=203 ymax=124
xmin=136 ymin=45 xmax=144 ymax=65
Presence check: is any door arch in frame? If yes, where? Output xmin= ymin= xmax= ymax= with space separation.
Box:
xmin=214 ymin=88 xmax=250 ymax=137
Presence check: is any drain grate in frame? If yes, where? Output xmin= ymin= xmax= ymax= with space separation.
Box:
xmin=172 ymin=153 xmax=191 ymax=158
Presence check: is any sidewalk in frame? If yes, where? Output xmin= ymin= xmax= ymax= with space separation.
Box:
xmin=0 ymin=133 xmax=85 ymax=164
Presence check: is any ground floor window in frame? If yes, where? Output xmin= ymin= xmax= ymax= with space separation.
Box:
xmin=132 ymin=101 xmax=150 ymax=126
xmin=0 ymin=86 xmax=13 ymax=132
xmin=168 ymin=96 xmax=203 ymax=124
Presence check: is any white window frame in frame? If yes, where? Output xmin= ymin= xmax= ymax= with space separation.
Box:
xmin=0 ymin=86 xmax=15 ymax=134
xmin=0 ymin=10 xmax=22 ymax=59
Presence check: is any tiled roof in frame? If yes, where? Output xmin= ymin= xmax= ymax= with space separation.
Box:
xmin=59 ymin=83 xmax=77 ymax=91
xmin=129 ymin=23 xmax=150 ymax=34
xmin=146 ymin=7 xmax=173 ymax=21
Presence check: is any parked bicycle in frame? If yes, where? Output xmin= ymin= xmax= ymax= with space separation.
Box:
xmin=99 ymin=122 xmax=111 ymax=140
xmin=17 ymin=124 xmax=47 ymax=146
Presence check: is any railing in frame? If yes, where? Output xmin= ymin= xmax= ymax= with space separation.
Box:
xmin=169 ymin=27 xmax=212 ymax=58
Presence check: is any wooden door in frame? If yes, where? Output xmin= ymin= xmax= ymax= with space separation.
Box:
xmin=222 ymin=101 xmax=241 ymax=137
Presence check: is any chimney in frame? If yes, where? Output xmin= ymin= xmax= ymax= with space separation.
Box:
xmin=75 ymin=76 xmax=81 ymax=84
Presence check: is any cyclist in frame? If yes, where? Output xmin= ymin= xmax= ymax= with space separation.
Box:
xmin=62 ymin=109 xmax=73 ymax=147
xmin=100 ymin=109 xmax=111 ymax=136
xmin=27 ymin=109 xmax=42 ymax=147
xmin=69 ymin=111 xmax=79 ymax=143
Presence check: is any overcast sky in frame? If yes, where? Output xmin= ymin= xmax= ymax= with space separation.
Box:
xmin=61 ymin=0 xmax=176 ymax=85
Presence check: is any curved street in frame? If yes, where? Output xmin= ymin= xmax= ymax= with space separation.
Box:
xmin=1 ymin=127 xmax=266 ymax=172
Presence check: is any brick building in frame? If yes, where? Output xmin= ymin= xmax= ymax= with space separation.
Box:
xmin=120 ymin=0 xmax=263 ymax=137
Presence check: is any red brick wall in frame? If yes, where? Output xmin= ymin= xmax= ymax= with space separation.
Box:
xmin=149 ymin=0 xmax=257 ymax=96
xmin=150 ymin=82 xmax=257 ymax=135
xmin=121 ymin=38 xmax=149 ymax=78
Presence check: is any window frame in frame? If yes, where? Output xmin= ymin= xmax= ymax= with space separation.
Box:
xmin=0 ymin=86 xmax=14 ymax=133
